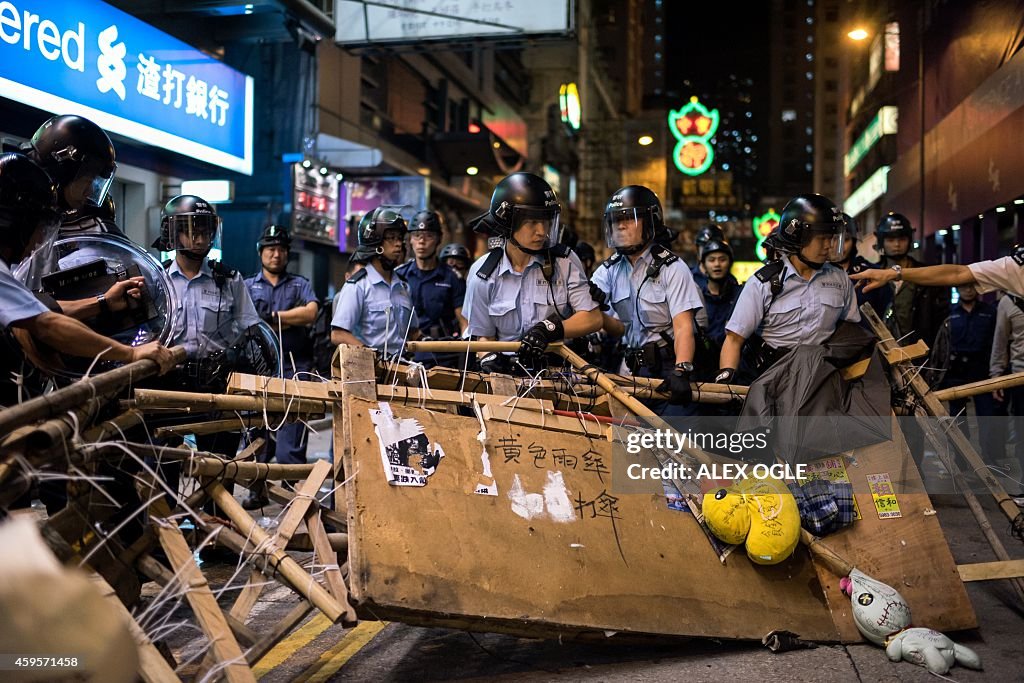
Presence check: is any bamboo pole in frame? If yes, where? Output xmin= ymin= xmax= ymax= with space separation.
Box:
xmin=203 ymin=481 xmax=344 ymax=622
xmin=133 ymin=388 xmax=327 ymax=415
xmin=932 ymin=370 xmax=1024 ymax=402
xmin=0 ymin=347 xmax=185 ymax=435
xmin=862 ymin=305 xmax=1024 ymax=603
xmin=154 ymin=415 xmax=267 ymax=438
xmin=188 ymin=459 xmax=316 ymax=480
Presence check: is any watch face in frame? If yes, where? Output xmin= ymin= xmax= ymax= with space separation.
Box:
xmin=543 ymin=320 xmax=556 ymax=332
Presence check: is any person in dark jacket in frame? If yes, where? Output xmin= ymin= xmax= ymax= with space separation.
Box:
xmin=939 ymin=283 xmax=999 ymax=440
xmin=698 ymin=238 xmax=741 ymax=347
xmin=874 ymin=212 xmax=950 ymax=347
xmin=832 ymin=213 xmax=889 ymax=319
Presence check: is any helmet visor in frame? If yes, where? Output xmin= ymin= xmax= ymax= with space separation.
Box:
xmin=604 ymin=207 xmax=647 ymax=250
xmin=9 ymin=208 xmax=62 ymax=287
xmin=511 ymin=207 xmax=560 ymax=248
xmin=169 ymin=214 xmax=222 ymax=253
xmin=63 ymin=157 xmax=116 ymax=210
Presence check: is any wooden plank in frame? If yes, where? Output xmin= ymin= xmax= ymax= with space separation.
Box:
xmin=483 ymin=403 xmax=612 ymax=438
xmin=958 ymin=558 xmax=1024 ymax=582
xmin=344 ymin=398 xmax=840 ymax=641
xmin=91 ymin=574 xmax=181 ymax=683
xmin=883 ymin=340 xmax=930 ymax=364
xmin=229 ymin=460 xmax=332 ymax=622
xmin=336 ymin=345 xmax=378 ymax=515
xmin=154 ymin=523 xmax=255 ymax=683
xmin=306 ymin=508 xmax=358 ymax=625
xmin=804 ymin=427 xmax=977 ymax=642
xmin=204 ymin=481 xmax=344 ymax=622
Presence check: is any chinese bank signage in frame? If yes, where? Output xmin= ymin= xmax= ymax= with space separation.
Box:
xmin=0 ymin=0 xmax=254 ymax=174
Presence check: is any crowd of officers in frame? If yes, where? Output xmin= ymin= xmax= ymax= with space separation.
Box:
xmin=5 ymin=114 xmax=1024 ymax=511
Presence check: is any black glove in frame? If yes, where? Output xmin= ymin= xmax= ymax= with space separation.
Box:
xmin=660 ymin=367 xmax=692 ymax=405
xmin=588 ymin=282 xmax=611 ymax=312
xmin=479 ymin=352 xmax=512 ymax=374
xmin=715 ymin=368 xmax=736 ymax=385
xmin=259 ymin=310 xmax=276 ymax=324
xmin=517 ymin=318 xmax=565 ymax=367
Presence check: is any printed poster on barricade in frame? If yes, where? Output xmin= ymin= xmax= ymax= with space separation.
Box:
xmin=370 ymin=402 xmax=445 ymax=486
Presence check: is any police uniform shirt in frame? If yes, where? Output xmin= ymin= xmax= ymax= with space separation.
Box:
xmin=725 ymin=259 xmax=860 ymax=348
xmin=395 ymin=260 xmax=466 ymax=337
xmin=949 ymin=300 xmax=996 ymax=357
xmin=969 ymin=256 xmax=1024 ymax=298
xmin=591 ymin=246 xmax=703 ymax=348
xmin=245 ymin=271 xmax=318 ymax=366
xmin=167 ymin=260 xmax=261 ymax=359
xmin=331 ymin=262 xmax=419 ymax=353
xmin=463 ymin=249 xmax=596 ymax=341
xmin=0 ymin=260 xmax=49 ymax=328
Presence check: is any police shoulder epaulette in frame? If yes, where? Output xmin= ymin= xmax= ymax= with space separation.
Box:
xmin=754 ymin=259 xmax=785 ymax=283
xmin=395 ymin=260 xmax=411 ymax=276
xmin=208 ymin=259 xmax=237 ymax=288
xmin=600 ymin=252 xmax=623 ymax=269
xmin=394 ymin=269 xmax=408 ymax=282
xmin=645 ymin=245 xmax=680 ymax=279
xmin=549 ymin=243 xmax=571 ymax=258
xmin=162 ymin=258 xmax=172 ymax=270
xmin=476 ymin=247 xmax=504 ymax=280
xmin=345 ymin=268 xmax=368 ymax=284
xmin=1011 ymin=245 xmax=1024 ymax=266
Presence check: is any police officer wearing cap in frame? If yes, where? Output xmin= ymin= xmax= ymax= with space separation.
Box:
xmin=440 ymin=242 xmax=471 ymax=279
xmin=331 ymin=207 xmax=419 ymax=357
xmin=718 ymin=194 xmax=860 ymax=382
xmin=591 ymin=185 xmax=703 ymax=410
xmin=873 ymin=212 xmax=949 ymax=346
xmin=699 ymin=238 xmax=742 ymax=348
xmin=831 ymin=212 xmax=889 ymax=319
xmin=462 ymin=172 xmax=600 ymax=373
xmin=396 ymin=210 xmax=467 ymax=367
xmin=0 ymin=153 xmax=175 ymax=405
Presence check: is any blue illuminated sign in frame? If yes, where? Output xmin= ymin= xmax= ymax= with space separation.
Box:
xmin=0 ymin=0 xmax=254 ymax=174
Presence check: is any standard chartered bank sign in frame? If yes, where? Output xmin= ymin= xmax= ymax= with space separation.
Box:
xmin=0 ymin=0 xmax=253 ymax=174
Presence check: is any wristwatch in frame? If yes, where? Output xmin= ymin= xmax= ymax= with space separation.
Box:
xmin=890 ymin=264 xmax=902 ymax=281
xmin=96 ymin=294 xmax=110 ymax=315
xmin=675 ymin=361 xmax=695 ymax=373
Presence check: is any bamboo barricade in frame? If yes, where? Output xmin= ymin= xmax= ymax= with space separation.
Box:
xmin=861 ymin=305 xmax=1024 ymax=603
xmin=0 ymin=347 xmax=186 ymax=435
xmin=133 ymin=388 xmax=327 ymax=415
xmin=404 ymin=340 xmax=749 ymax=400
xmin=932 ymin=370 xmax=1024 ymax=402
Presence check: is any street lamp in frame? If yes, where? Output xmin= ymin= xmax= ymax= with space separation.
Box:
xmin=637 ymin=135 xmax=654 ymax=146
xmin=847 ymin=28 xmax=869 ymax=41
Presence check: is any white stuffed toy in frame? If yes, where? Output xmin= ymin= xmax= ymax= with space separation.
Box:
xmin=840 ymin=568 xmax=982 ymax=675
xmin=885 ymin=627 xmax=982 ymax=675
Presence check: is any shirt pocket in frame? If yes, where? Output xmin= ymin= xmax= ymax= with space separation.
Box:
xmin=487 ymin=297 xmax=519 ymax=339
xmin=199 ymin=297 xmax=237 ymax=345
xmin=636 ymin=281 xmax=670 ymax=330
xmin=765 ymin=295 xmax=803 ymax=331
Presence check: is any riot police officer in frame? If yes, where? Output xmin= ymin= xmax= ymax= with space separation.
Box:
xmin=242 ymin=225 xmax=319 ymax=507
xmin=832 ymin=212 xmax=889 ymax=318
xmin=331 ymin=206 xmax=419 ymax=357
xmin=0 ymin=153 xmax=174 ymax=406
xmin=396 ymin=210 xmax=467 ymax=367
xmin=440 ymin=242 xmax=471 ymax=279
xmin=23 ymin=114 xmax=118 ymax=233
xmin=462 ymin=172 xmax=600 ymax=373
xmin=590 ymin=185 xmax=702 ymax=410
xmin=874 ymin=212 xmax=949 ymax=346
xmin=718 ymin=194 xmax=859 ymax=383
xmin=699 ymin=238 xmax=742 ymax=348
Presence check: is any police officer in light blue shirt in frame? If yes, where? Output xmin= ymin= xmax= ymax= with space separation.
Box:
xmin=331 ymin=206 xmax=419 ymax=357
xmin=717 ymin=193 xmax=859 ymax=383
xmin=0 ymin=154 xmax=175 ymax=406
xmin=462 ymin=172 xmax=600 ymax=373
xmin=159 ymin=196 xmax=261 ymax=361
xmin=590 ymin=185 xmax=703 ymax=409
xmin=396 ymin=210 xmax=466 ymax=367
